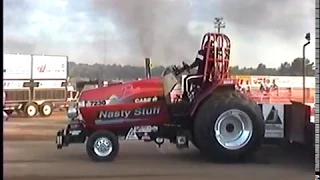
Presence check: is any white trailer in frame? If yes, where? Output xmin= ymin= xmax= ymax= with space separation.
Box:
xmin=3 ymin=54 xmax=72 ymax=117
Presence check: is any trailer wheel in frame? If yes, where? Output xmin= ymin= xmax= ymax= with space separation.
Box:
xmin=86 ymin=131 xmax=119 ymax=162
xmin=39 ymin=102 xmax=53 ymax=117
xmin=194 ymin=91 xmax=265 ymax=162
xmin=24 ymin=102 xmax=38 ymax=117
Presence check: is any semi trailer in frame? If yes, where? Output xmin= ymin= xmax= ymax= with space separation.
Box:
xmin=3 ymin=53 xmax=72 ymax=117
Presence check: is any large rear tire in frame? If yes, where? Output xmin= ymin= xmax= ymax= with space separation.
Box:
xmin=194 ymin=91 xmax=265 ymax=162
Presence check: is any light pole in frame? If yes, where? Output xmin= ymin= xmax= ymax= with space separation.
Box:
xmin=102 ymin=29 xmax=107 ymax=81
xmin=214 ymin=17 xmax=226 ymax=34
xmin=302 ymin=32 xmax=311 ymax=104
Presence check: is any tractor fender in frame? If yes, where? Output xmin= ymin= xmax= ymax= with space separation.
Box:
xmin=190 ymin=80 xmax=236 ymax=117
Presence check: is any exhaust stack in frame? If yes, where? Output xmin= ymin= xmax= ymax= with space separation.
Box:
xmin=145 ymin=58 xmax=152 ymax=79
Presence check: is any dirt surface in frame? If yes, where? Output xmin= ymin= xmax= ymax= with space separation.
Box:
xmin=3 ymin=114 xmax=314 ymax=180
xmin=4 ymin=112 xmax=66 ymax=141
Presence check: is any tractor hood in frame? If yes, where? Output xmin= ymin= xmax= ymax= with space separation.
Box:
xmin=77 ymin=77 xmax=166 ymax=123
xmin=79 ymin=77 xmax=163 ymax=102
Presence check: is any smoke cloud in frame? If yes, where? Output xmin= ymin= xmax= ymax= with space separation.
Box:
xmin=90 ymin=0 xmax=199 ymax=64
xmin=3 ymin=0 xmax=315 ymax=66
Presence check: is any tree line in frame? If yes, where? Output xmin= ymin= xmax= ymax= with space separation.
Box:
xmin=69 ymin=57 xmax=316 ymax=81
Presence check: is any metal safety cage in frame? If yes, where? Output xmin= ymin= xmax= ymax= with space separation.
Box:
xmin=200 ymin=33 xmax=231 ymax=84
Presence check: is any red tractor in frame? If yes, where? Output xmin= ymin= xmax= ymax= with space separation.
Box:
xmin=56 ymin=32 xmax=265 ymax=162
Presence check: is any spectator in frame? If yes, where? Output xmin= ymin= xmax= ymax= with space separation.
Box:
xmin=236 ymin=79 xmax=243 ymax=91
xmin=239 ymin=80 xmax=246 ymax=93
xmin=260 ymin=79 xmax=270 ymax=93
xmin=270 ymin=79 xmax=278 ymax=91
xmin=244 ymin=80 xmax=251 ymax=93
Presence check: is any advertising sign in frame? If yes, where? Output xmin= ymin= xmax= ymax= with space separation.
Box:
xmin=32 ymin=55 xmax=68 ymax=79
xmin=248 ymin=75 xmax=315 ymax=89
xmin=3 ymin=80 xmax=29 ymax=89
xmin=269 ymin=76 xmax=293 ymax=88
xmin=234 ymin=75 xmax=251 ymax=83
xmin=262 ymin=104 xmax=284 ymax=138
xmin=250 ymin=76 xmax=270 ymax=88
xmin=277 ymin=76 xmax=315 ymax=88
xmin=305 ymin=77 xmax=315 ymax=88
xmin=34 ymin=80 xmax=66 ymax=89
xmin=3 ymin=54 xmax=32 ymax=79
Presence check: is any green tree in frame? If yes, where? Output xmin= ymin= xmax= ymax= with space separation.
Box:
xmin=68 ymin=57 xmax=316 ymax=80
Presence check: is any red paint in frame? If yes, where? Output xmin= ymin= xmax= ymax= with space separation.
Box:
xmin=79 ymin=77 xmax=170 ymax=131
xmin=190 ymin=80 xmax=235 ymax=116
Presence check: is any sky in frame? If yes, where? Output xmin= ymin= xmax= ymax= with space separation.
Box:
xmin=3 ymin=0 xmax=316 ymax=68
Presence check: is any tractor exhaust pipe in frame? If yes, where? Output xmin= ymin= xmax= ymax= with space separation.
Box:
xmin=145 ymin=58 xmax=152 ymax=79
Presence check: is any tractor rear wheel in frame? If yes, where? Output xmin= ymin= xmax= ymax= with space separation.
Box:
xmin=194 ymin=91 xmax=265 ymax=162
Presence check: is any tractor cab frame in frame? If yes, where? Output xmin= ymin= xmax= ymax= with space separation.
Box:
xmin=162 ymin=33 xmax=235 ymax=117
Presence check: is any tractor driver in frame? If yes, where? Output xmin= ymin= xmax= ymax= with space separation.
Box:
xmin=180 ymin=41 xmax=213 ymax=100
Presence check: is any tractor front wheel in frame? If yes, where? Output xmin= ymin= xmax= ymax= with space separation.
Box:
xmin=194 ymin=91 xmax=265 ymax=162
xmin=86 ymin=131 xmax=119 ymax=162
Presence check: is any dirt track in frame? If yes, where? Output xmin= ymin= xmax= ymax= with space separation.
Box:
xmin=4 ymin=113 xmax=314 ymax=180
xmin=4 ymin=112 xmax=66 ymax=141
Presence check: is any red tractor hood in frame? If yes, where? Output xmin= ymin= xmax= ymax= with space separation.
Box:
xmin=76 ymin=76 xmax=171 ymax=129
xmin=77 ymin=77 xmax=166 ymax=126
xmin=79 ymin=77 xmax=163 ymax=102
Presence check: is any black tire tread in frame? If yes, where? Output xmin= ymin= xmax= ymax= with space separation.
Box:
xmin=194 ymin=90 xmax=265 ymax=162
xmin=86 ymin=131 xmax=119 ymax=162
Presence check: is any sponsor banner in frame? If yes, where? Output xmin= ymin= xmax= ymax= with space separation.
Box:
xmin=250 ymin=76 xmax=271 ymax=88
xmin=3 ymin=54 xmax=32 ymax=79
xmin=303 ymin=76 xmax=315 ymax=88
xmin=234 ymin=75 xmax=251 ymax=83
xmin=125 ymin=126 xmax=159 ymax=140
xmin=35 ymin=80 xmax=65 ymax=88
xmin=32 ymin=55 xmax=67 ymax=79
xmin=3 ymin=80 xmax=29 ymax=89
xmin=280 ymin=76 xmax=315 ymax=88
xmin=269 ymin=76 xmax=293 ymax=88
xmin=245 ymin=75 xmax=315 ymax=88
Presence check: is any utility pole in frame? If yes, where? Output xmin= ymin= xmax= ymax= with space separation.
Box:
xmin=302 ymin=32 xmax=310 ymax=105
xmin=102 ymin=29 xmax=107 ymax=82
xmin=214 ymin=17 xmax=226 ymax=33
